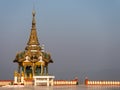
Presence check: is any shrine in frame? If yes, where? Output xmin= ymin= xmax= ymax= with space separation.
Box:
xmin=13 ymin=10 xmax=55 ymax=86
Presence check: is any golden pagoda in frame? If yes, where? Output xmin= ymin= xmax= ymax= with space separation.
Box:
xmin=13 ymin=11 xmax=53 ymax=79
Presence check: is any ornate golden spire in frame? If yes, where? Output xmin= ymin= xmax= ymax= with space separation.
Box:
xmin=27 ymin=10 xmax=39 ymax=45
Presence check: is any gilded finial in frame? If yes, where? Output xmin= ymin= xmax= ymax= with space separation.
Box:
xmin=32 ymin=10 xmax=36 ymax=16
xmin=32 ymin=0 xmax=35 ymax=16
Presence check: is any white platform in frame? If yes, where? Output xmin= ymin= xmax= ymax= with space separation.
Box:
xmin=33 ymin=76 xmax=55 ymax=86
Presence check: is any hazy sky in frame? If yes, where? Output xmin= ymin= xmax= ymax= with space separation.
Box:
xmin=0 ymin=0 xmax=120 ymax=82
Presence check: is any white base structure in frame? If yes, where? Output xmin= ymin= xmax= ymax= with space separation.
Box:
xmin=33 ymin=76 xmax=55 ymax=86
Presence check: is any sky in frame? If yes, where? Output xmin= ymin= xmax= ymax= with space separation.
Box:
xmin=0 ymin=0 xmax=120 ymax=82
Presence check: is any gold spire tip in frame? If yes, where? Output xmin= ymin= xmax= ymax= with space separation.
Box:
xmin=32 ymin=10 xmax=36 ymax=16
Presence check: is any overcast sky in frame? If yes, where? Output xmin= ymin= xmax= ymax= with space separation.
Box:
xmin=0 ymin=0 xmax=120 ymax=82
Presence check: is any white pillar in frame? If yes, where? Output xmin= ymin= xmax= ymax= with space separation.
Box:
xmin=34 ymin=78 xmax=36 ymax=86
xmin=51 ymin=79 xmax=53 ymax=86
xmin=47 ymin=78 xmax=49 ymax=86
xmin=14 ymin=76 xmax=18 ymax=84
xmin=21 ymin=76 xmax=24 ymax=85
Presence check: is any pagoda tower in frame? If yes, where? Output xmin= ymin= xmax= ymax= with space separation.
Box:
xmin=13 ymin=11 xmax=53 ymax=80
